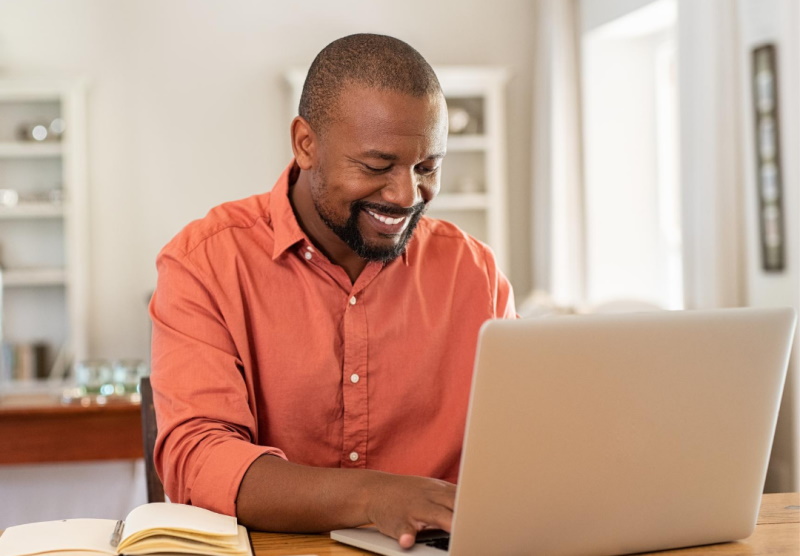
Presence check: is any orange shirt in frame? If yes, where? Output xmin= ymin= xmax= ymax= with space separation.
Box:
xmin=149 ymin=161 xmax=516 ymax=516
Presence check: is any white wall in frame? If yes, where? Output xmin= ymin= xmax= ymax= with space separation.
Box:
xmin=0 ymin=0 xmax=536 ymax=362
xmin=737 ymin=0 xmax=800 ymax=492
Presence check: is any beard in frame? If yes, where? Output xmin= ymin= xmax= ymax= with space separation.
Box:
xmin=311 ymin=175 xmax=426 ymax=263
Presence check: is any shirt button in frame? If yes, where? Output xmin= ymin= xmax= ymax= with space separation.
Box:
xmin=304 ymin=251 xmax=313 ymax=260
xmin=349 ymin=451 xmax=359 ymax=462
xmin=350 ymin=373 xmax=360 ymax=384
xmin=349 ymin=296 xmax=357 ymax=305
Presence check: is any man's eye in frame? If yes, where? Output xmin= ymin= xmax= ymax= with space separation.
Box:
xmin=364 ymin=164 xmax=391 ymax=173
xmin=416 ymin=165 xmax=439 ymax=175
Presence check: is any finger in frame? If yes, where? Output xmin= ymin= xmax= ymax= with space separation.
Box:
xmin=413 ymin=501 xmax=454 ymax=533
xmin=398 ymin=532 xmax=417 ymax=549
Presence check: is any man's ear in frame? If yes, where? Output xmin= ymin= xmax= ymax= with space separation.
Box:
xmin=291 ymin=116 xmax=317 ymax=170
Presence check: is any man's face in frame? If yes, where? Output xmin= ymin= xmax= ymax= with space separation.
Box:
xmin=309 ymin=85 xmax=448 ymax=263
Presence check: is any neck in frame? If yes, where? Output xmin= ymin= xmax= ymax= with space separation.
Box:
xmin=289 ymin=169 xmax=367 ymax=283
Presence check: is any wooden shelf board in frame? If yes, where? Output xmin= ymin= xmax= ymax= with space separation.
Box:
xmin=0 ymin=142 xmax=63 ymax=158
xmin=0 ymin=202 xmax=65 ymax=219
xmin=2 ymin=268 xmax=67 ymax=287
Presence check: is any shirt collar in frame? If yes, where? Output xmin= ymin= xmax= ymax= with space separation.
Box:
xmin=270 ymin=160 xmax=307 ymax=261
xmin=269 ymin=159 xmax=411 ymax=267
xmin=400 ymin=235 xmax=413 ymax=266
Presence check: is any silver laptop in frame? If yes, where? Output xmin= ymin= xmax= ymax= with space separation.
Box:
xmin=331 ymin=307 xmax=796 ymax=556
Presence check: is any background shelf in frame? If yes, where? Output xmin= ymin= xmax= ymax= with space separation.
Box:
xmin=2 ymin=267 xmax=67 ymax=287
xmin=0 ymin=202 xmax=65 ymax=219
xmin=0 ymin=142 xmax=63 ymax=158
xmin=0 ymin=79 xmax=88 ymax=386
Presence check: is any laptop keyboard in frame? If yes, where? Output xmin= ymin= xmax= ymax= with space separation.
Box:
xmin=420 ymin=536 xmax=450 ymax=550
xmin=416 ymin=531 xmax=450 ymax=551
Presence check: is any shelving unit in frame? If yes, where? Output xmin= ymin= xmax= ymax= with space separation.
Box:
xmin=0 ymin=202 xmax=66 ymax=219
xmin=0 ymin=142 xmax=64 ymax=158
xmin=0 ymin=80 xmax=88 ymax=384
xmin=3 ymin=268 xmax=68 ymax=288
xmin=285 ymin=66 xmax=509 ymax=272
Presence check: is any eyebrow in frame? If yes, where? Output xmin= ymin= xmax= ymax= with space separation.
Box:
xmin=361 ymin=149 xmax=446 ymax=161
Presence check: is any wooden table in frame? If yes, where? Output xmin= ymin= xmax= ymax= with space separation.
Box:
xmin=248 ymin=492 xmax=800 ymax=555
xmin=0 ymin=400 xmax=143 ymax=464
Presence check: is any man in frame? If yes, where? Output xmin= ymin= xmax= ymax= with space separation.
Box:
xmin=150 ymin=33 xmax=515 ymax=548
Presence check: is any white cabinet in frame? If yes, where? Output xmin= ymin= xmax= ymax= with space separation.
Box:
xmin=0 ymin=81 xmax=88 ymax=384
xmin=428 ymin=67 xmax=509 ymax=272
xmin=285 ymin=66 xmax=509 ymax=272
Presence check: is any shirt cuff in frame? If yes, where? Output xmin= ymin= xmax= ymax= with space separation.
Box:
xmin=190 ymin=438 xmax=287 ymax=516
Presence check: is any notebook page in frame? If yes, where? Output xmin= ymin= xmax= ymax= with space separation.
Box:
xmin=0 ymin=519 xmax=117 ymax=556
xmin=117 ymin=526 xmax=252 ymax=556
xmin=122 ymin=503 xmax=238 ymax=541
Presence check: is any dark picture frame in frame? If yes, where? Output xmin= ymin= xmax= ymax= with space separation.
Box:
xmin=751 ymin=44 xmax=785 ymax=272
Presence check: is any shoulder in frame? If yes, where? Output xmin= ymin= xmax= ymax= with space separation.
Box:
xmin=415 ymin=216 xmax=494 ymax=254
xmin=160 ymin=192 xmax=272 ymax=259
xmin=415 ymin=217 xmax=516 ymax=317
xmin=412 ymin=216 xmax=498 ymax=270
xmin=408 ymin=216 xmax=515 ymax=317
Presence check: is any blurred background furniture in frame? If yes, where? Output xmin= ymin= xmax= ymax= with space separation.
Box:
xmin=140 ymin=376 xmax=165 ymax=503
xmin=0 ymin=80 xmax=89 ymax=386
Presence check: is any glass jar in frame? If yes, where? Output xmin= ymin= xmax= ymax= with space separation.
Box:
xmin=73 ymin=359 xmax=114 ymax=396
xmin=112 ymin=358 xmax=149 ymax=395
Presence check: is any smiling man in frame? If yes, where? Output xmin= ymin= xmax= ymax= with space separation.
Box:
xmin=149 ymin=34 xmax=515 ymax=548
xmin=290 ymin=82 xmax=444 ymax=282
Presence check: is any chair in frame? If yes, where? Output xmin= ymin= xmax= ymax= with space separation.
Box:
xmin=140 ymin=376 xmax=166 ymax=503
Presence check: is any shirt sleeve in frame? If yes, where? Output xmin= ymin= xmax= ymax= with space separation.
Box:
xmin=149 ymin=246 xmax=286 ymax=517
xmin=482 ymin=244 xmax=517 ymax=319
xmin=495 ymin=271 xmax=517 ymax=320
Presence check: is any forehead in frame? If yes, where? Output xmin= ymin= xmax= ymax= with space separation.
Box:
xmin=325 ymin=84 xmax=447 ymax=156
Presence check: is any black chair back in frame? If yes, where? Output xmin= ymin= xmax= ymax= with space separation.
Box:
xmin=140 ymin=376 xmax=166 ymax=503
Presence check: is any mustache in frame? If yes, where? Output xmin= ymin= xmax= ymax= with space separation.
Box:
xmin=354 ymin=200 xmax=427 ymax=217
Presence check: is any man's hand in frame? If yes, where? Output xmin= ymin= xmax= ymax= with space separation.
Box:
xmin=363 ymin=473 xmax=455 ymax=548
xmin=236 ymin=455 xmax=455 ymax=548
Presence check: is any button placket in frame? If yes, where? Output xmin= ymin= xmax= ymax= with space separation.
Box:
xmin=341 ymin=288 xmax=369 ymax=467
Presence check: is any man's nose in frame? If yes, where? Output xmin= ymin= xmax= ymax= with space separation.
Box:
xmin=381 ymin=168 xmax=422 ymax=208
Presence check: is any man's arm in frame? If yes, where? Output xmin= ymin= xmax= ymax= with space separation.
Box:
xmin=237 ymin=455 xmax=455 ymax=548
xmin=152 ymin=247 xmax=455 ymax=548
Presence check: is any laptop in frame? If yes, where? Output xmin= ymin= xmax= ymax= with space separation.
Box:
xmin=331 ymin=307 xmax=796 ymax=556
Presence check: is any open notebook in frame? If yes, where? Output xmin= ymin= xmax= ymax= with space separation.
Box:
xmin=0 ymin=503 xmax=252 ymax=556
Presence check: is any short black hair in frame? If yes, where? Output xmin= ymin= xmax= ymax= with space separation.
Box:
xmin=299 ymin=33 xmax=442 ymax=134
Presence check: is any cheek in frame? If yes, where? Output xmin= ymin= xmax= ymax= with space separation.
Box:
xmin=309 ymin=169 xmax=328 ymax=200
xmin=419 ymin=176 xmax=441 ymax=202
xmin=312 ymin=175 xmax=359 ymax=216
xmin=335 ymin=171 xmax=384 ymax=201
xmin=316 ymin=159 xmax=387 ymax=204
